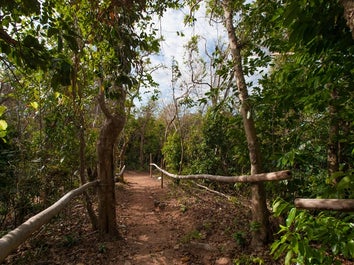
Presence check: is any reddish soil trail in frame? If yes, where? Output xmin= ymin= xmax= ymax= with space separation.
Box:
xmin=112 ymin=171 xmax=243 ymax=265
xmin=115 ymin=171 xmax=188 ymax=265
xmin=4 ymin=171 xmax=280 ymax=265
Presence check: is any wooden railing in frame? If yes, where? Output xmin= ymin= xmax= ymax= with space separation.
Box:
xmin=150 ymin=163 xmax=354 ymax=212
xmin=149 ymin=163 xmax=291 ymax=187
xmin=295 ymin=198 xmax=354 ymax=211
xmin=0 ymin=181 xmax=98 ymax=262
xmin=0 ymin=165 xmax=126 ymax=262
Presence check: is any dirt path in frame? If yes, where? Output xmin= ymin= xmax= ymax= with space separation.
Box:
xmin=4 ymin=171 xmax=280 ymax=265
xmin=115 ymin=171 xmax=188 ymax=265
xmin=109 ymin=171 xmax=241 ymax=265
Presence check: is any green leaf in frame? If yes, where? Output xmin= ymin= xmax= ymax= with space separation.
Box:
xmin=286 ymin=208 xmax=297 ymax=227
xmin=63 ymin=34 xmax=78 ymax=52
xmin=23 ymin=35 xmax=42 ymax=49
xmin=285 ymin=250 xmax=293 ymax=265
xmin=47 ymin=27 xmax=59 ymax=37
xmin=337 ymin=176 xmax=352 ymax=191
xmin=30 ymin=102 xmax=39 ymax=110
xmin=348 ymin=240 xmax=354 ymax=258
xmin=0 ymin=120 xmax=8 ymax=131
xmin=0 ymin=105 xmax=6 ymax=116
xmin=272 ymin=198 xmax=290 ymax=216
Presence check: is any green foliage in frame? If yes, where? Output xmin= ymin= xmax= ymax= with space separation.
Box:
xmin=179 ymin=203 xmax=188 ymax=213
xmin=233 ymin=255 xmax=264 ymax=265
xmin=252 ymin=0 xmax=354 ymax=198
xmin=184 ymin=107 xmax=248 ymax=175
xmin=271 ymin=198 xmax=354 ymax=265
xmin=62 ymin=234 xmax=79 ymax=248
xmin=333 ymin=170 xmax=354 ymax=198
xmin=180 ymin=229 xmax=203 ymax=244
xmin=123 ymin=109 xmax=165 ymax=170
xmin=97 ymin=243 xmax=107 ymax=253
xmin=232 ymin=231 xmax=246 ymax=247
xmin=162 ymin=132 xmax=182 ymax=173
xmin=0 ymin=144 xmax=17 ymax=227
xmin=0 ymin=106 xmax=8 ymax=141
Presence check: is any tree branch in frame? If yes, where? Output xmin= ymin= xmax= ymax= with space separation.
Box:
xmin=97 ymin=78 xmax=113 ymax=120
xmin=0 ymin=28 xmax=18 ymax=46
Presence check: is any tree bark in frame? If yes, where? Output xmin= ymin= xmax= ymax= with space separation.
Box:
xmin=340 ymin=0 xmax=354 ymax=39
xmin=72 ymin=49 xmax=99 ymax=230
xmin=327 ymin=88 xmax=339 ymax=181
xmin=79 ymin=113 xmax=98 ymax=230
xmin=222 ymin=0 xmax=270 ymax=246
xmin=139 ymin=115 xmax=150 ymax=169
xmin=97 ymin=81 xmax=126 ymax=237
xmin=295 ymin=198 xmax=354 ymax=211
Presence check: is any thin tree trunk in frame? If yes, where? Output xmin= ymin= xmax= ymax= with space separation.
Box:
xmin=222 ymin=0 xmax=270 ymax=247
xmin=72 ymin=50 xmax=98 ymax=230
xmin=79 ymin=114 xmax=98 ymax=230
xmin=327 ymin=88 xmax=339 ymax=181
xmin=97 ymin=81 xmax=126 ymax=237
xmin=139 ymin=119 xmax=148 ymax=169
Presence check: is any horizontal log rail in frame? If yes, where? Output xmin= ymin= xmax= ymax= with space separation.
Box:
xmin=149 ymin=163 xmax=291 ymax=183
xmin=295 ymin=198 xmax=354 ymax=212
xmin=0 ymin=180 xmax=99 ymax=262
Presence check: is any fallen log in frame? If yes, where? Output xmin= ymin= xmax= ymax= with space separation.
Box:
xmin=150 ymin=163 xmax=291 ymax=183
xmin=295 ymin=198 xmax=354 ymax=212
xmin=0 ymin=180 xmax=99 ymax=262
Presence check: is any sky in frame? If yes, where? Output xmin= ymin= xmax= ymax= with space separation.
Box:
xmin=138 ymin=3 xmax=227 ymax=107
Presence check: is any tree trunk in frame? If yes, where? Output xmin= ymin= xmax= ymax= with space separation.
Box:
xmin=340 ymin=0 xmax=354 ymax=39
xmin=139 ymin=120 xmax=148 ymax=169
xmin=97 ymin=81 xmax=126 ymax=237
xmin=327 ymin=88 xmax=339 ymax=181
xmin=72 ymin=49 xmax=98 ymax=230
xmin=222 ymin=0 xmax=270 ymax=247
xmin=79 ymin=114 xmax=98 ymax=230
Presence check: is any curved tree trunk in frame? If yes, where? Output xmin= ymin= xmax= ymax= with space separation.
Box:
xmin=222 ymin=0 xmax=270 ymax=247
xmin=97 ymin=81 xmax=126 ymax=237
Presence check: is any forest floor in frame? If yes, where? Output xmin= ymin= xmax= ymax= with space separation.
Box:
xmin=4 ymin=171 xmax=283 ymax=265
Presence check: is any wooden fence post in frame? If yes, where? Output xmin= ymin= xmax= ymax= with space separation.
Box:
xmin=161 ymin=172 xmax=164 ymax=188
xmin=150 ymin=153 xmax=152 ymax=178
